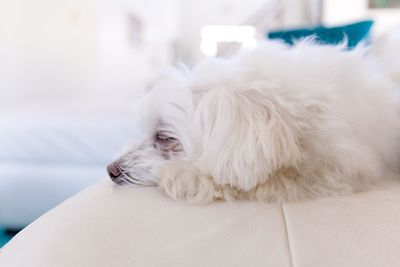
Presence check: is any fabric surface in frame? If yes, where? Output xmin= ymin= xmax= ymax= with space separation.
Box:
xmin=0 ymin=109 xmax=138 ymax=165
xmin=1 ymin=180 xmax=400 ymax=267
xmin=267 ymin=20 xmax=373 ymax=48
xmin=0 ymin=107 xmax=139 ymax=227
xmin=0 ymin=163 xmax=105 ymax=228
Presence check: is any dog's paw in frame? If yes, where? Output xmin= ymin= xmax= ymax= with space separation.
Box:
xmin=156 ymin=162 xmax=219 ymax=204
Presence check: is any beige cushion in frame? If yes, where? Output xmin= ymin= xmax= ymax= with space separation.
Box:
xmin=1 ymin=179 xmax=400 ymax=267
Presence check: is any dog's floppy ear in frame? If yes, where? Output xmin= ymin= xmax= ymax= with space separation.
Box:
xmin=193 ymin=88 xmax=302 ymax=191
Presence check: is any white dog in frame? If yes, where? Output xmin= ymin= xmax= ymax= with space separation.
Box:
xmin=107 ymin=40 xmax=400 ymax=204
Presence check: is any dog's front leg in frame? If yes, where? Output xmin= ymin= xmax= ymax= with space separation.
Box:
xmin=156 ymin=162 xmax=221 ymax=204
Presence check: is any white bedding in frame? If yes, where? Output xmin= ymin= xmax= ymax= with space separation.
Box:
xmin=0 ymin=107 xmax=139 ymax=227
xmin=0 ymin=109 xmax=138 ymax=165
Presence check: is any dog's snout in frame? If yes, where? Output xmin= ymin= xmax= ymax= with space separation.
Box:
xmin=107 ymin=163 xmax=122 ymax=181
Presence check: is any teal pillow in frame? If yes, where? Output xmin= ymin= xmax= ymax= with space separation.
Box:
xmin=0 ymin=228 xmax=12 ymax=248
xmin=267 ymin=20 xmax=373 ymax=49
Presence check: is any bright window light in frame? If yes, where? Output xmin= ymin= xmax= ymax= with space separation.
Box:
xmin=200 ymin=25 xmax=257 ymax=57
xmin=200 ymin=40 xmax=218 ymax=57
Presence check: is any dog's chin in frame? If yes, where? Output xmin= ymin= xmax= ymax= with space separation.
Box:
xmin=113 ymin=178 xmax=131 ymax=186
xmin=112 ymin=173 xmax=157 ymax=187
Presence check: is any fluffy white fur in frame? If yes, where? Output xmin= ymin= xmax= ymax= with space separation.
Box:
xmin=108 ymin=40 xmax=400 ymax=204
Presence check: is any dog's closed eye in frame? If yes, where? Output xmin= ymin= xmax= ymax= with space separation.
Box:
xmin=154 ymin=132 xmax=182 ymax=152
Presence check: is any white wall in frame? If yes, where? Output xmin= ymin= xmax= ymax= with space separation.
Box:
xmin=323 ymin=0 xmax=400 ymax=35
xmin=323 ymin=0 xmax=368 ymax=26
xmin=0 ymin=0 xmax=180 ymax=107
xmin=96 ymin=0 xmax=180 ymax=100
xmin=0 ymin=0 xmax=99 ymax=104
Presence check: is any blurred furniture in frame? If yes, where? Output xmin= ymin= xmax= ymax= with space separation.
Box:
xmin=1 ymin=180 xmax=400 ymax=266
xmin=268 ymin=20 xmax=374 ymax=48
xmin=0 ymin=229 xmax=11 ymax=248
xmin=0 ymin=105 xmax=138 ymax=229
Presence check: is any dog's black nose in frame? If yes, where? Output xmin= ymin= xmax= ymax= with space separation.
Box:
xmin=107 ymin=163 xmax=121 ymax=181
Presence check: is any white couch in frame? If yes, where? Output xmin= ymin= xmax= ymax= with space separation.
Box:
xmin=1 ymin=179 xmax=400 ymax=267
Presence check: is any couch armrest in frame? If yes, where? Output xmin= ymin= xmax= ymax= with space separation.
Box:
xmin=1 ymin=179 xmax=400 ymax=267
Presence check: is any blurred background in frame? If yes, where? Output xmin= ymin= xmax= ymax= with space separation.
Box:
xmin=1 ymin=0 xmax=400 ymax=247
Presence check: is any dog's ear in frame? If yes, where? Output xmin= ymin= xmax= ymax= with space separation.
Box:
xmin=193 ymin=88 xmax=302 ymax=191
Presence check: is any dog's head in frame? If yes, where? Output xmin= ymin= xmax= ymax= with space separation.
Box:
xmin=107 ymin=71 xmax=194 ymax=186
xmin=107 ymin=56 xmax=303 ymax=190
